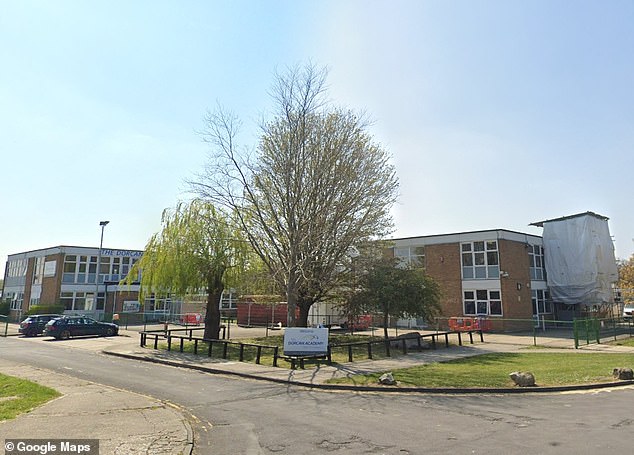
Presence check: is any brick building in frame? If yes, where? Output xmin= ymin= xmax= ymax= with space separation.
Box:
xmin=2 ymin=245 xmax=147 ymax=321
xmin=392 ymin=229 xmax=549 ymax=329
xmin=3 ymin=213 xmax=618 ymax=329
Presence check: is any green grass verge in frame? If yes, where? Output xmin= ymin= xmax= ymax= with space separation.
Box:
xmin=326 ymin=352 xmax=634 ymax=388
xmin=610 ymin=337 xmax=634 ymax=348
xmin=0 ymin=374 xmax=60 ymax=421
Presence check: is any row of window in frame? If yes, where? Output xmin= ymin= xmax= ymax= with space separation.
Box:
xmin=4 ymin=292 xmax=24 ymax=310
xmin=62 ymin=255 xmax=139 ymax=284
xmin=462 ymin=289 xmax=551 ymax=317
xmin=6 ymin=259 xmax=27 ymax=278
xmin=394 ymin=240 xmax=547 ymax=281
xmin=60 ymin=291 xmax=106 ymax=311
xmin=48 ymin=292 xmax=174 ymax=313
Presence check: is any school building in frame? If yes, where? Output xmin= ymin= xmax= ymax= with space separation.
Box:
xmin=3 ymin=212 xmax=620 ymax=329
xmin=391 ymin=228 xmax=549 ymax=329
xmin=1 ymin=245 xmax=148 ymax=321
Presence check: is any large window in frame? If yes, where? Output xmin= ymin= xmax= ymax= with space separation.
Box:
xmin=7 ymin=259 xmax=27 ymax=278
xmin=394 ymin=246 xmax=425 ymax=268
xmin=62 ymin=253 xmax=140 ymax=284
xmin=529 ymin=245 xmax=546 ymax=280
xmin=63 ymin=255 xmax=101 ymax=284
xmin=32 ymin=257 xmax=45 ymax=285
xmin=63 ymin=255 xmax=78 ymax=283
xmin=5 ymin=292 xmax=24 ymax=310
xmin=60 ymin=291 xmax=95 ymax=311
xmin=532 ymin=289 xmax=551 ymax=315
xmin=145 ymin=294 xmax=172 ymax=313
xmin=98 ymin=256 xmax=111 ymax=283
xmin=463 ymin=289 xmax=502 ymax=316
xmin=461 ymin=241 xmax=499 ymax=279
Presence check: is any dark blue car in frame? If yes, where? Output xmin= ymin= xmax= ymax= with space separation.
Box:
xmin=19 ymin=314 xmax=62 ymax=336
xmin=45 ymin=316 xmax=118 ymax=340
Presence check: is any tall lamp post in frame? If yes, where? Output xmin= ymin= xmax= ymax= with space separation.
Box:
xmin=95 ymin=220 xmax=109 ymax=314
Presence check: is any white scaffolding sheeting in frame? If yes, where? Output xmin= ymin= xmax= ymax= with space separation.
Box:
xmin=542 ymin=213 xmax=618 ymax=305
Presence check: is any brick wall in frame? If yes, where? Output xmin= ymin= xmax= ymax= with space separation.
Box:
xmin=424 ymin=243 xmax=463 ymax=318
xmin=40 ymin=253 xmax=64 ymax=305
xmin=498 ymin=239 xmax=533 ymax=320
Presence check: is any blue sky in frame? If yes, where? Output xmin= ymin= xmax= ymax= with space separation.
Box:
xmin=2 ymin=0 xmax=633 ymax=277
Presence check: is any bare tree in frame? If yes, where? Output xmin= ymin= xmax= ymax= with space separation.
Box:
xmin=190 ymin=64 xmax=399 ymax=326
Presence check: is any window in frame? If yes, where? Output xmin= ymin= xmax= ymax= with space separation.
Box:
xmin=394 ymin=246 xmax=425 ymax=268
xmin=5 ymin=292 xmax=24 ymax=310
xmin=88 ymin=256 xmax=97 ymax=284
xmin=99 ymin=256 xmax=111 ymax=283
xmin=33 ymin=257 xmax=45 ymax=285
xmin=96 ymin=292 xmax=105 ymax=311
xmin=529 ymin=245 xmax=546 ymax=281
xmin=7 ymin=258 xmax=28 ymax=278
xmin=532 ymin=289 xmax=551 ymax=315
xmin=462 ymin=240 xmax=499 ymax=279
xmin=144 ymin=294 xmax=172 ymax=313
xmin=59 ymin=291 xmax=96 ymax=311
xmin=63 ymin=255 xmax=77 ymax=283
xmin=60 ymin=292 xmax=74 ymax=311
xmin=463 ymin=289 xmax=502 ymax=316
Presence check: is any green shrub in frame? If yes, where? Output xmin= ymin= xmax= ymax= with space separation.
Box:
xmin=26 ymin=304 xmax=64 ymax=316
xmin=0 ymin=300 xmax=9 ymax=316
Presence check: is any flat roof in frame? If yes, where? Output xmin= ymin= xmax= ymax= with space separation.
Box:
xmin=392 ymin=228 xmax=542 ymax=246
xmin=6 ymin=245 xmax=143 ymax=258
xmin=530 ymin=211 xmax=609 ymax=227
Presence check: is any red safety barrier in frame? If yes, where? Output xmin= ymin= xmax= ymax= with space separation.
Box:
xmin=180 ymin=313 xmax=202 ymax=325
xmin=448 ymin=317 xmax=491 ymax=332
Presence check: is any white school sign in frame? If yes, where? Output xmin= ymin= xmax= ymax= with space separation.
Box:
xmin=283 ymin=328 xmax=329 ymax=356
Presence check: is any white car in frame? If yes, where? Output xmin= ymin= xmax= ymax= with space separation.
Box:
xmin=623 ymin=303 xmax=634 ymax=321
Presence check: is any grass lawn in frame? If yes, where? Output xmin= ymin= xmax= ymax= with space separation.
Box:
xmin=0 ymin=373 xmax=60 ymax=421
xmin=157 ymin=333 xmax=400 ymax=369
xmin=326 ymin=352 xmax=634 ymax=388
xmin=610 ymin=337 xmax=634 ymax=348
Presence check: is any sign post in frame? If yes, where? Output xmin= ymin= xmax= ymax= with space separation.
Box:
xmin=283 ymin=327 xmax=329 ymax=356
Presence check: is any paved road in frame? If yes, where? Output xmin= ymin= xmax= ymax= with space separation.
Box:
xmin=3 ymin=335 xmax=634 ymax=454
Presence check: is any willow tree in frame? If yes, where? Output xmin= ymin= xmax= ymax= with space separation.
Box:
xmin=190 ymin=63 xmax=399 ymax=327
xmin=129 ymin=200 xmax=248 ymax=339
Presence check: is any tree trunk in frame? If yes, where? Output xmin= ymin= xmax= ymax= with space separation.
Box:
xmin=383 ymin=311 xmax=389 ymax=339
xmin=298 ymin=302 xmax=311 ymax=328
xmin=286 ymin=279 xmax=298 ymax=327
xmin=204 ymin=272 xmax=224 ymax=340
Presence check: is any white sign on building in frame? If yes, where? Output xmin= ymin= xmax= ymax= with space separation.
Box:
xmin=122 ymin=301 xmax=141 ymax=313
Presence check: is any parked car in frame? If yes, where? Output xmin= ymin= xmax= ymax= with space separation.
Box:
xmin=19 ymin=314 xmax=62 ymax=336
xmin=623 ymin=303 xmax=634 ymax=321
xmin=45 ymin=316 xmax=119 ymax=340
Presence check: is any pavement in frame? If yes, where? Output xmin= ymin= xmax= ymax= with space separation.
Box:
xmin=3 ymin=325 xmax=634 ymax=454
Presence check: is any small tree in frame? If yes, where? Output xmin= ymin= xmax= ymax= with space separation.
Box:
xmin=127 ymin=200 xmax=249 ymax=339
xmin=350 ymin=257 xmax=442 ymax=339
xmin=618 ymin=254 xmax=634 ymax=304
